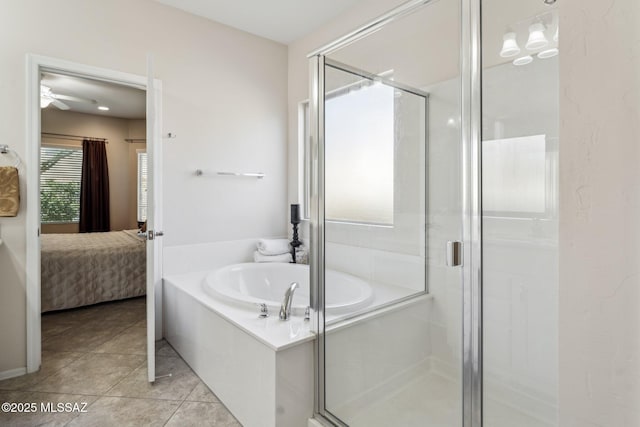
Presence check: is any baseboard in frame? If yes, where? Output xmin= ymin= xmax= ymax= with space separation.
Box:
xmin=0 ymin=367 xmax=27 ymax=381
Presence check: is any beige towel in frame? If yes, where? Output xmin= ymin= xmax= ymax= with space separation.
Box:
xmin=0 ymin=166 xmax=19 ymax=217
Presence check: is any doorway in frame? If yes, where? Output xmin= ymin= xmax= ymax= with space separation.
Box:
xmin=25 ymin=55 xmax=163 ymax=383
xmin=38 ymin=70 xmax=148 ymax=383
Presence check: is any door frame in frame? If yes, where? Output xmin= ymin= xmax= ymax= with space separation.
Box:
xmin=25 ymin=54 xmax=163 ymax=373
xmin=307 ymin=0 xmax=482 ymax=425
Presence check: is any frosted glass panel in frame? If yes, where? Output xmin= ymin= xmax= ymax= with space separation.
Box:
xmin=325 ymin=81 xmax=394 ymax=224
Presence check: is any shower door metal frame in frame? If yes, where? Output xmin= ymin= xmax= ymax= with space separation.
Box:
xmin=307 ymin=0 xmax=482 ymax=425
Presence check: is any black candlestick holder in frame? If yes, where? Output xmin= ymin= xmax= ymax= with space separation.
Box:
xmin=291 ymin=222 xmax=301 ymax=263
xmin=290 ymin=204 xmax=301 ymax=263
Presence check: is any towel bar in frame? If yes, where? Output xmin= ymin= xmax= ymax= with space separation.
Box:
xmin=194 ymin=169 xmax=265 ymax=179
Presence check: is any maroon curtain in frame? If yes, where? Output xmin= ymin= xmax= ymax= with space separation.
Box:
xmin=79 ymin=139 xmax=110 ymax=232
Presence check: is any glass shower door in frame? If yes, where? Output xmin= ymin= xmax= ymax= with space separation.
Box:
xmin=310 ymin=1 xmax=466 ymax=425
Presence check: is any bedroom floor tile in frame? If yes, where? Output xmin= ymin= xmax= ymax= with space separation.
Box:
xmin=99 ymin=305 xmax=146 ymax=324
xmin=94 ymin=326 xmax=147 ymax=355
xmin=41 ymin=319 xmax=76 ymax=337
xmin=30 ymin=353 xmax=145 ymax=395
xmin=42 ymin=321 xmax=132 ymax=353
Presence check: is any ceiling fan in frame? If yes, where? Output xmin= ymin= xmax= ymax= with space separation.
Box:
xmin=40 ymin=85 xmax=97 ymax=110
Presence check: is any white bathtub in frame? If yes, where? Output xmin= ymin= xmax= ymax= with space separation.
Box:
xmin=203 ymin=262 xmax=373 ymax=315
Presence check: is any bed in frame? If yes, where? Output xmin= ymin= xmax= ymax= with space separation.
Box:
xmin=41 ymin=229 xmax=146 ymax=312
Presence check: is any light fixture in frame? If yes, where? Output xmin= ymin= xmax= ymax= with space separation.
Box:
xmin=537 ymin=48 xmax=558 ymax=59
xmin=525 ymin=22 xmax=549 ymax=50
xmin=98 ymin=106 xmax=110 ymax=111
xmin=500 ymin=32 xmax=521 ymax=58
xmin=513 ymin=55 xmax=533 ymax=66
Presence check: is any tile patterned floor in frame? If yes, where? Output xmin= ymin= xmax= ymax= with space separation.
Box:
xmin=0 ymin=297 xmax=241 ymax=426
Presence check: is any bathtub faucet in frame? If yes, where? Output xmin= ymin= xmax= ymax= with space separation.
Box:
xmin=279 ymin=282 xmax=299 ymax=320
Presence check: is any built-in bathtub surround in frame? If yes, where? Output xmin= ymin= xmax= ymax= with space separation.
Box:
xmin=163 ymin=271 xmax=315 ymax=427
xmin=164 ymin=262 xmax=435 ymax=427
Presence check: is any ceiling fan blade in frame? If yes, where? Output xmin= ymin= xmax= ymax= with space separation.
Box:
xmin=52 ymin=94 xmax=96 ymax=104
xmin=51 ymin=99 xmax=70 ymax=110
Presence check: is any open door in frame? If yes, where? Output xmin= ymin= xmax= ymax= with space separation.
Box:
xmin=146 ymin=54 xmax=163 ymax=383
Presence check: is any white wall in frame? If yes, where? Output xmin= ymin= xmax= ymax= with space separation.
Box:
xmin=559 ymin=0 xmax=640 ymax=425
xmin=0 ymin=0 xmax=287 ymax=373
xmin=41 ymin=109 xmax=141 ymax=232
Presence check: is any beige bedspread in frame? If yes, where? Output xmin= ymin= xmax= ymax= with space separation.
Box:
xmin=41 ymin=230 xmax=146 ymax=312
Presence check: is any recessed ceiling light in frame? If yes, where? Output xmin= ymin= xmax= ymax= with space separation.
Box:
xmin=98 ymin=106 xmax=109 ymax=111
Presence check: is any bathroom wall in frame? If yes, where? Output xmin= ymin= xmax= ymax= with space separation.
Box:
xmin=0 ymin=0 xmax=287 ymax=373
xmin=559 ymin=0 xmax=640 ymax=425
xmin=40 ymin=109 xmax=141 ymax=233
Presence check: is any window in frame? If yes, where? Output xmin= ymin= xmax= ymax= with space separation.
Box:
xmin=40 ymin=146 xmax=82 ymax=223
xmin=137 ymin=151 xmax=148 ymax=222
xmin=482 ymin=134 xmax=551 ymax=216
xmin=325 ymin=81 xmax=394 ymax=225
xmin=301 ymin=76 xmax=395 ymax=225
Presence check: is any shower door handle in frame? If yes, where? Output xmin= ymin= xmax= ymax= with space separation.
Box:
xmin=446 ymin=241 xmax=463 ymax=267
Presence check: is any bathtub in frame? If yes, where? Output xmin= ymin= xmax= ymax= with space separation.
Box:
xmin=164 ymin=262 xmax=373 ymax=427
xmin=163 ymin=259 xmax=427 ymax=427
xmin=203 ymin=263 xmax=373 ymax=315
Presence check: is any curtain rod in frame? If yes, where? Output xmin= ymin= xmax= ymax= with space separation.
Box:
xmin=41 ymin=132 xmax=108 ymax=143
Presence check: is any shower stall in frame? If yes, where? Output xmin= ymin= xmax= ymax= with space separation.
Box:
xmin=306 ymin=0 xmax=559 ymax=426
